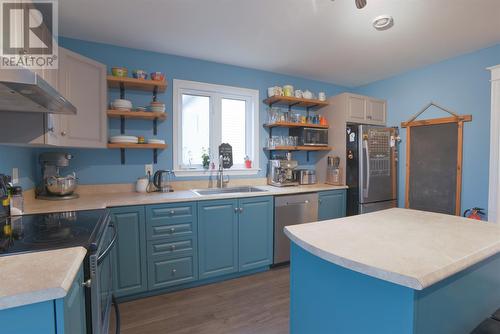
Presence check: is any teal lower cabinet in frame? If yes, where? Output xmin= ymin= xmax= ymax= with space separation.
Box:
xmin=238 ymin=196 xmax=274 ymax=271
xmin=59 ymin=264 xmax=87 ymax=334
xmin=113 ymin=195 xmax=274 ymax=297
xmin=146 ymin=202 xmax=199 ymax=291
xmin=0 ymin=264 xmax=86 ymax=334
xmin=148 ymin=255 xmax=197 ymax=289
xmin=318 ymin=189 xmax=347 ymax=221
xmin=110 ymin=206 xmax=148 ymax=298
xmin=198 ymin=199 xmax=239 ymax=279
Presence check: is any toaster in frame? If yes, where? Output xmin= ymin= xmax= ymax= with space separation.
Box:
xmin=295 ymin=169 xmax=317 ymax=185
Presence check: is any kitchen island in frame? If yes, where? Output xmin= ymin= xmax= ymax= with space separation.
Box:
xmin=285 ymin=208 xmax=500 ymax=334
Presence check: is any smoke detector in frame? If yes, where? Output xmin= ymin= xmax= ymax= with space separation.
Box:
xmin=372 ymin=15 xmax=394 ymax=31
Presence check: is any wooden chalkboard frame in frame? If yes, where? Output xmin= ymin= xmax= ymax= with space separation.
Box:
xmin=401 ymin=115 xmax=472 ymax=216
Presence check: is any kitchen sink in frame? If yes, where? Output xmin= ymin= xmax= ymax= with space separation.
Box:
xmin=192 ymin=186 xmax=268 ymax=196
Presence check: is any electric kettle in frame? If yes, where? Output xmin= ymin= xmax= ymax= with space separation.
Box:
xmin=152 ymin=170 xmax=173 ymax=193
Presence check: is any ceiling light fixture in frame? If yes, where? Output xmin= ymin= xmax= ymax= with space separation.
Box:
xmin=372 ymin=15 xmax=394 ymax=31
xmin=355 ymin=0 xmax=367 ymax=9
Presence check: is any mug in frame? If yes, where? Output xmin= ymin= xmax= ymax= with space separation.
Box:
xmin=267 ymin=87 xmax=276 ymax=97
xmin=318 ymin=92 xmax=327 ymax=101
xmin=294 ymin=90 xmax=303 ymax=98
xmin=303 ymin=90 xmax=313 ymax=99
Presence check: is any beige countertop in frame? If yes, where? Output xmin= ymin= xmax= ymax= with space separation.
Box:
xmin=0 ymin=247 xmax=86 ymax=310
xmin=24 ymin=183 xmax=347 ymax=215
xmin=285 ymin=208 xmax=500 ymax=290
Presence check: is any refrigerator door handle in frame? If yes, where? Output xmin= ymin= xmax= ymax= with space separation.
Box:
xmin=363 ymin=138 xmax=370 ymax=198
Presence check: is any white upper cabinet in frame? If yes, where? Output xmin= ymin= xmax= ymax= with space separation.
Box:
xmin=0 ymin=48 xmax=107 ymax=147
xmin=57 ymin=47 xmax=107 ymax=148
xmin=347 ymin=95 xmax=367 ymax=123
xmin=345 ymin=93 xmax=386 ymax=125
xmin=366 ymin=98 xmax=387 ymax=125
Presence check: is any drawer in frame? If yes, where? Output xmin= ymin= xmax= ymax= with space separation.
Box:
xmin=147 ymin=222 xmax=194 ymax=240
xmin=146 ymin=203 xmax=197 ymax=240
xmin=148 ymin=238 xmax=194 ymax=258
xmin=148 ymin=256 xmax=197 ymax=290
xmin=147 ymin=203 xmax=195 ymax=222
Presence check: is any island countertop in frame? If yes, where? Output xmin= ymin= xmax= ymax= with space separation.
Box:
xmin=284 ymin=208 xmax=500 ymax=290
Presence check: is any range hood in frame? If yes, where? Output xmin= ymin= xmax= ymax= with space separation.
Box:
xmin=0 ymin=68 xmax=76 ymax=114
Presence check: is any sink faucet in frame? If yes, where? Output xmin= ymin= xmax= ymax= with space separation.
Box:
xmin=217 ymin=155 xmax=230 ymax=188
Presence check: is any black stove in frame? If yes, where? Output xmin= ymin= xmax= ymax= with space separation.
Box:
xmin=0 ymin=209 xmax=109 ymax=255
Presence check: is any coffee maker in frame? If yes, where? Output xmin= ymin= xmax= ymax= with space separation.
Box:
xmin=36 ymin=152 xmax=79 ymax=200
xmin=267 ymin=156 xmax=299 ymax=187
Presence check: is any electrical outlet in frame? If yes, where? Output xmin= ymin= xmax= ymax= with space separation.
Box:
xmin=144 ymin=164 xmax=153 ymax=176
xmin=12 ymin=168 xmax=19 ymax=184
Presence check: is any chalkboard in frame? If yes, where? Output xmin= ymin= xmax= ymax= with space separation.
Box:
xmin=218 ymin=143 xmax=233 ymax=169
xmin=408 ymin=123 xmax=458 ymax=215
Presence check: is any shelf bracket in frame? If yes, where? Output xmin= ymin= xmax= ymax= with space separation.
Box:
xmin=120 ymin=116 xmax=125 ymax=135
xmin=153 ymin=86 xmax=158 ymax=102
xmin=153 ymin=149 xmax=158 ymax=164
xmin=153 ymin=118 xmax=158 ymax=136
xmin=307 ymin=151 xmax=310 ymax=162
xmin=120 ymin=148 xmax=125 ymax=164
xmin=119 ymin=82 xmax=125 ymax=99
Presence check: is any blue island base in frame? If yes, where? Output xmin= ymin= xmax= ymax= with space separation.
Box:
xmin=290 ymin=243 xmax=500 ymax=334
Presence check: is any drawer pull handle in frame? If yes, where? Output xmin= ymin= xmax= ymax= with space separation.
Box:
xmin=169 ymin=210 xmax=175 ymax=215
xmin=170 ymin=228 xmax=175 ymax=233
xmin=172 ymin=269 xmax=177 ymax=275
xmin=170 ymin=245 xmax=176 ymax=251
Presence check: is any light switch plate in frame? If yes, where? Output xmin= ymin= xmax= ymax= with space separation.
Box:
xmin=12 ymin=168 xmax=19 ymax=184
xmin=145 ymin=164 xmax=153 ymax=176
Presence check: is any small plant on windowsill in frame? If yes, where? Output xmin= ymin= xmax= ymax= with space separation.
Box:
xmin=244 ymin=155 xmax=252 ymax=169
xmin=201 ymin=148 xmax=210 ymax=170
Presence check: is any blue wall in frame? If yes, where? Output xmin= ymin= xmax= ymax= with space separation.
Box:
xmin=47 ymin=37 xmax=347 ymax=184
xmin=355 ymin=44 xmax=500 ymax=213
xmin=0 ymin=146 xmax=36 ymax=189
xmin=0 ymin=37 xmax=498 ymax=215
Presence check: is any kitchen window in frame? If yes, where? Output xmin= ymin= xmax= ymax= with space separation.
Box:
xmin=173 ymin=79 xmax=260 ymax=176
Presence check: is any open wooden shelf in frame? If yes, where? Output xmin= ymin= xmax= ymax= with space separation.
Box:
xmin=107 ymin=76 xmax=167 ymax=92
xmin=263 ymin=122 xmax=328 ymax=129
xmin=264 ymin=146 xmax=332 ymax=151
xmin=107 ymin=110 xmax=167 ymax=120
xmin=107 ymin=143 xmax=167 ymax=149
xmin=263 ymin=96 xmax=329 ymax=109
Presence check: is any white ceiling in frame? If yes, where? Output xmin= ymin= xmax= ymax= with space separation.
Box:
xmin=59 ymin=0 xmax=500 ymax=87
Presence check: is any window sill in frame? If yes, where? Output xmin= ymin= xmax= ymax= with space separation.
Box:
xmin=173 ymin=168 xmax=261 ymax=177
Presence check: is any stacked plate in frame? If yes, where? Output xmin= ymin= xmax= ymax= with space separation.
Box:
xmin=112 ymin=99 xmax=133 ymax=111
xmin=149 ymin=101 xmax=165 ymax=113
xmin=147 ymin=139 xmax=165 ymax=144
xmin=109 ymin=135 xmax=138 ymax=144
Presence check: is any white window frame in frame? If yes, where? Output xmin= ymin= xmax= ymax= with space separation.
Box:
xmin=173 ymin=79 xmax=260 ymax=177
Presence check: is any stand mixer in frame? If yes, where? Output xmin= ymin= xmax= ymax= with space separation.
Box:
xmin=36 ymin=152 xmax=79 ymax=200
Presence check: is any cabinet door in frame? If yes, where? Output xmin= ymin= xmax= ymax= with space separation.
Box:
xmin=238 ymin=196 xmax=273 ymax=271
xmin=63 ymin=264 xmax=86 ymax=334
xmin=58 ymin=47 xmax=107 ymax=148
xmin=347 ymin=95 xmax=367 ymax=123
xmin=111 ymin=206 xmax=148 ymax=298
xmin=318 ymin=190 xmax=347 ymax=221
xmin=366 ymin=99 xmax=386 ymax=125
xmin=198 ymin=199 xmax=238 ymax=279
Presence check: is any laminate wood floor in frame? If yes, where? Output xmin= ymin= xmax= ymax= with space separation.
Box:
xmin=110 ymin=266 xmax=290 ymax=334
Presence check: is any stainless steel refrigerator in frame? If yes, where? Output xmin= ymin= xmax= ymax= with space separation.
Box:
xmin=346 ymin=124 xmax=399 ymax=215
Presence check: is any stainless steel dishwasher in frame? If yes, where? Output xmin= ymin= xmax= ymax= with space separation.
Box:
xmin=274 ymin=192 xmax=319 ymax=264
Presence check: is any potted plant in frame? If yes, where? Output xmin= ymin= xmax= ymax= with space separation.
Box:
xmin=244 ymin=155 xmax=252 ymax=169
xmin=201 ymin=148 xmax=210 ymax=169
